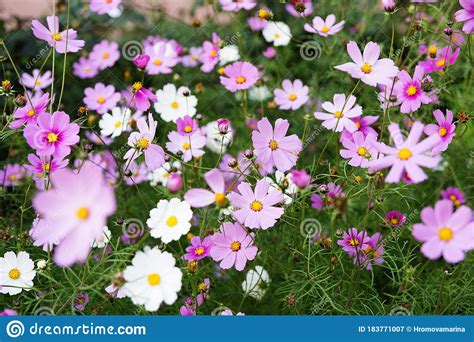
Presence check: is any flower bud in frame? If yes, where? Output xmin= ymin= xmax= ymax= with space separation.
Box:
xmin=133 ymin=54 xmax=150 ymax=69
xmin=167 ymin=172 xmax=183 ymax=193
xmin=290 ymin=169 xmax=311 ymax=189
xmin=227 ymin=158 xmax=238 ymax=168
xmin=14 ymin=94 xmax=27 ymax=107
xmin=217 ymin=118 xmax=230 ymax=134
xmin=244 ymin=149 xmax=254 ymax=159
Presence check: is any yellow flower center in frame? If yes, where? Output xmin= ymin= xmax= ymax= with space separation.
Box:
xmin=27 ymin=109 xmax=35 ymax=117
xmin=217 ymin=67 xmax=225 ymax=75
xmin=334 ymin=111 xmax=343 ymax=119
xmin=231 ymin=241 xmax=241 ymax=252
xmin=171 ymin=101 xmax=179 ymax=109
xmin=269 ymin=139 xmax=279 ymax=150
xmin=132 ymin=82 xmax=142 ymax=91
xmin=184 ymin=125 xmax=193 ymax=133
xmin=438 ymin=227 xmax=453 ymax=241
xmin=438 ymin=127 xmax=447 ymax=137
xmin=76 ymin=207 xmax=89 ymax=220
xmin=8 ymin=268 xmax=21 ymax=280
xmin=361 ymin=63 xmax=372 ymax=74
xmin=288 ymin=93 xmax=297 ymax=101
xmin=182 ymin=142 xmax=191 ymax=150
xmin=357 ymin=147 xmax=367 ymax=156
xmin=258 ymin=9 xmax=269 ymax=19
xmin=406 ymin=85 xmax=418 ymax=96
xmin=8 ymin=174 xmax=16 ymax=182
xmin=167 ymin=216 xmax=178 ymax=227
xmin=321 ymin=25 xmax=330 ymax=33
xmin=274 ymin=33 xmax=280 ymax=39
xmin=236 ymin=76 xmax=246 ymax=84
xmin=454 ymin=200 xmax=461 ymax=207
xmin=148 ymin=273 xmax=161 ymax=286
xmin=35 ymin=80 xmax=42 ymax=86
xmin=47 ymin=132 xmax=58 ymax=143
xmin=195 ymin=247 xmax=205 ymax=256
xmin=215 ymin=193 xmax=227 ymax=206
xmin=103 ymin=52 xmax=109 ymax=59
xmin=349 ymin=238 xmax=359 ymax=246
xmin=436 ymin=59 xmax=446 ymax=67
xmin=51 ymin=33 xmax=62 ymax=41
xmin=154 ymin=59 xmax=162 ymax=65
xmin=210 ymin=50 xmax=217 ymax=58
xmin=138 ymin=137 xmax=150 ymax=149
xmin=114 ymin=121 xmax=122 ymax=128
xmin=250 ymin=200 xmax=263 ymax=212
xmin=397 ymin=148 xmax=412 ymax=160
xmin=428 ymin=45 xmax=437 ymax=55
xmin=391 ymin=218 xmax=399 ymax=225
xmin=198 ymin=282 xmax=207 ymax=292
xmin=97 ymin=97 xmax=106 ymax=104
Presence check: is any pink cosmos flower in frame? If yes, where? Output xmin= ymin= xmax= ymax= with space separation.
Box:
xmin=21 ymin=69 xmax=52 ymax=90
xmin=413 ymin=200 xmax=474 ymax=263
xmin=220 ymin=61 xmax=259 ymax=92
xmin=124 ymin=161 xmax=148 ymax=186
xmin=32 ymin=162 xmax=116 ymax=267
xmin=183 ymin=236 xmax=212 ymax=261
xmin=248 ymin=15 xmax=268 ymax=32
xmin=0 ymin=164 xmax=26 ymax=187
xmin=181 ymin=47 xmax=202 ymax=68
xmin=83 ymin=83 xmax=121 ymax=114
xmin=90 ymin=0 xmax=122 ymax=15
xmin=441 ymin=187 xmax=465 ymax=208
xmin=24 ymin=111 xmax=80 ymax=159
xmin=73 ymin=57 xmax=99 ymax=79
xmin=340 ymin=132 xmax=378 ymax=168
xmin=184 ymin=169 xmax=228 ymax=208
xmin=228 ymin=179 xmax=284 ymax=230
xmin=393 ymin=65 xmax=432 ymax=114
xmin=10 ymin=92 xmax=49 ymax=129
xmin=304 ymin=15 xmax=345 ymax=37
xmin=199 ymin=38 xmax=220 ymax=73
xmin=418 ymin=46 xmax=460 ymax=73
xmin=24 ymin=153 xmax=68 ymax=189
xmin=358 ymin=232 xmax=384 ymax=270
xmin=455 ymin=0 xmax=474 ymax=34
xmin=166 ymin=131 xmax=206 ymax=162
xmin=335 ymin=41 xmax=398 ymax=87
xmin=311 ymin=182 xmax=345 ymax=210
xmin=314 ymin=94 xmax=363 ymax=133
xmin=385 ymin=210 xmax=406 ymax=228
xmin=219 ymin=0 xmax=256 ymax=12
xmin=90 ymin=40 xmax=120 ymax=70
xmin=144 ymin=41 xmax=179 ymax=75
xmin=124 ymin=113 xmax=166 ymax=171
xmin=31 ymin=16 xmax=84 ymax=53
xmin=369 ymin=122 xmax=441 ymax=184
xmin=337 ymin=228 xmax=370 ymax=256
xmin=123 ymin=83 xmax=157 ymax=112
xmin=176 ymin=115 xmax=198 ymax=136
xmin=423 ymin=109 xmax=455 ymax=154
xmin=290 ymin=169 xmax=311 ymax=189
xmin=210 ymin=222 xmax=258 ymax=271
xmin=339 ymin=115 xmax=379 ymax=142
xmin=0 ymin=309 xmax=18 ymax=316
xmin=252 ymin=117 xmax=303 ymax=173
xmin=262 ymin=47 xmax=276 ymax=59
xmin=286 ymin=0 xmax=313 ymax=17
xmin=273 ymin=79 xmax=309 ymax=110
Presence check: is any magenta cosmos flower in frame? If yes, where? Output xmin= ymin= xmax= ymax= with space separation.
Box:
xmin=339 ymin=115 xmax=379 ymax=142
xmin=90 ymin=40 xmax=120 ymax=70
xmin=21 ymin=69 xmax=52 ymax=90
xmin=184 ymin=169 xmax=228 ymax=208
xmin=286 ymin=0 xmax=313 ymax=17
xmin=335 ymin=41 xmax=398 ymax=87
xmin=73 ymin=57 xmax=99 ymax=79
xmin=24 ymin=111 xmax=80 ymax=159
xmin=418 ymin=46 xmax=460 ymax=73
xmin=24 ymin=153 xmax=68 ymax=188
xmin=219 ymin=0 xmax=256 ymax=12
xmin=455 ymin=0 xmax=474 ymax=34
xmin=273 ymin=79 xmax=309 ymax=110
xmin=183 ymin=236 xmax=212 ymax=261
xmin=337 ymin=228 xmax=370 ymax=256
xmin=252 ymin=117 xmax=303 ymax=173
xmin=133 ymin=54 xmax=150 ymax=69
xmin=90 ymin=0 xmax=122 ymax=15
xmin=228 ymin=179 xmax=284 ymax=230
xmin=31 ymin=16 xmax=84 ymax=53
xmin=304 ymin=14 xmax=345 ymax=37
xmin=176 ymin=115 xmax=198 ymax=136
xmin=393 ymin=65 xmax=432 ymax=114
xmin=123 ymin=82 xmax=157 ymax=112
xmin=166 ymin=130 xmax=206 ymax=162
xmin=413 ymin=200 xmax=474 ymax=263
xmin=314 ymin=94 xmax=363 ymax=133
xmin=124 ymin=113 xmax=165 ymax=171
xmin=441 ymin=187 xmax=465 ymax=208
xmin=199 ymin=33 xmax=221 ymax=73
xmin=423 ymin=109 xmax=455 ymax=154
xmin=0 ymin=164 xmax=26 ymax=187
xmin=32 ymin=162 xmax=116 ymax=267
xmin=83 ymin=83 xmax=121 ymax=114
xmin=358 ymin=232 xmax=384 ymax=270
xmin=340 ymin=132 xmax=378 ymax=168
xmin=369 ymin=122 xmax=441 ymax=183
xmin=144 ymin=41 xmax=179 ymax=75
xmin=210 ymin=222 xmax=258 ymax=271
xmin=385 ymin=210 xmax=406 ymax=228
xmin=10 ymin=92 xmax=49 ymax=129
xmin=220 ymin=61 xmax=259 ymax=92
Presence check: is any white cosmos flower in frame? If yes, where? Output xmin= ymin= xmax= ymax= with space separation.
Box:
xmin=262 ymin=21 xmax=292 ymax=46
xmin=92 ymin=226 xmax=111 ymax=248
xmin=263 ymin=171 xmax=298 ymax=205
xmin=123 ymin=246 xmax=182 ymax=311
xmin=154 ymin=84 xmax=197 ymax=122
xmin=205 ymin=121 xmax=233 ymax=153
xmin=249 ymin=85 xmax=272 ymax=101
xmin=218 ymin=45 xmax=240 ymax=66
xmin=99 ymin=107 xmax=131 ymax=138
xmin=242 ymin=265 xmax=270 ymax=300
xmin=147 ymin=198 xmax=193 ymax=243
xmin=147 ymin=161 xmax=182 ymax=186
xmin=0 ymin=251 xmax=36 ymax=295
